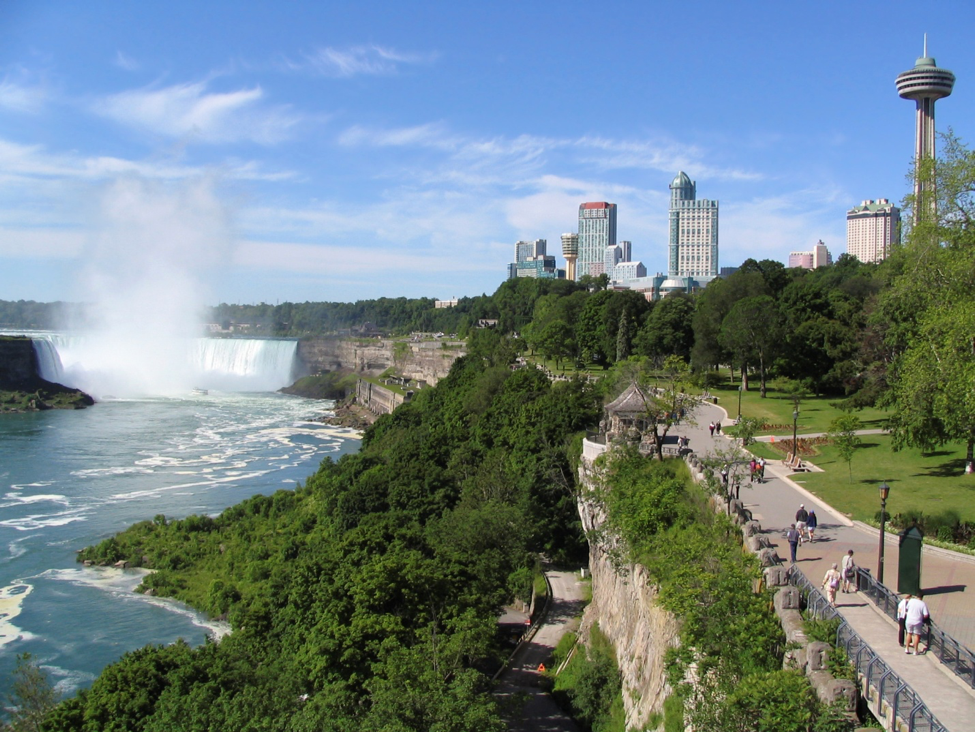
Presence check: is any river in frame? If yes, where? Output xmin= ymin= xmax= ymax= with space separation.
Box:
xmin=0 ymin=336 xmax=360 ymax=697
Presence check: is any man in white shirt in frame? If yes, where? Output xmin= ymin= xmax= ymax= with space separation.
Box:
xmin=904 ymin=593 xmax=930 ymax=654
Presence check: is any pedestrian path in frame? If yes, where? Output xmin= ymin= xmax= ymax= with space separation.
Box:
xmin=672 ymin=404 xmax=975 ymax=731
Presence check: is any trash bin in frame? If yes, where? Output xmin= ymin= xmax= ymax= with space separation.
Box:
xmin=712 ymin=396 xmax=718 ymax=404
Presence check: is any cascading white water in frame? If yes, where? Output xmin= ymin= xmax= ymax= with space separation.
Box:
xmin=29 ymin=334 xmax=297 ymax=395
xmin=31 ymin=339 xmax=65 ymax=383
xmin=189 ymin=339 xmax=298 ymax=392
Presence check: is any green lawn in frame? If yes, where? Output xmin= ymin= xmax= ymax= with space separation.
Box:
xmin=708 ymin=375 xmax=888 ymax=434
xmin=764 ymin=434 xmax=975 ymax=527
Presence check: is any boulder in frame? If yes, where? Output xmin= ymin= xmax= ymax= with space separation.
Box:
xmin=757 ymin=547 xmax=780 ymax=567
xmin=806 ymin=641 xmax=831 ymax=671
xmin=774 ymin=586 xmax=801 ymax=611
xmin=764 ymin=565 xmax=790 ymax=587
xmin=743 ymin=520 xmax=762 ymax=537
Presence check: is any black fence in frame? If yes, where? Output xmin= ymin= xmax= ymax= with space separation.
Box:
xmin=787 ymin=566 xmax=948 ymax=732
xmin=855 ymin=567 xmax=975 ymax=690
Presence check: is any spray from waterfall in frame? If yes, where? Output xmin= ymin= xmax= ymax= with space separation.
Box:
xmin=61 ymin=176 xmax=233 ymax=397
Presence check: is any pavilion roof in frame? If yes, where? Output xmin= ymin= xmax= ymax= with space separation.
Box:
xmin=604 ymin=382 xmax=650 ymax=416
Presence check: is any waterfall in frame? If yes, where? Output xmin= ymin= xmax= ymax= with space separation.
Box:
xmin=189 ymin=339 xmax=298 ymax=392
xmin=31 ymin=339 xmax=65 ymax=383
xmin=26 ymin=335 xmax=298 ymax=395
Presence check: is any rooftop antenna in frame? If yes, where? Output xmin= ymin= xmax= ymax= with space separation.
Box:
xmin=923 ymin=33 xmax=928 ymax=58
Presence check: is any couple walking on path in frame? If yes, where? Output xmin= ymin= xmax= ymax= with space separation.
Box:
xmin=897 ymin=593 xmax=931 ymax=655
xmin=821 ymin=550 xmax=857 ymax=605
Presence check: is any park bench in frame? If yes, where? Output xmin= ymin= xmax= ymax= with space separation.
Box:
xmin=785 ymin=452 xmax=811 ymax=472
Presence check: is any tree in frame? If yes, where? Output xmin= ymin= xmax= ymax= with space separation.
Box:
xmin=2 ymin=653 xmax=58 ymax=732
xmin=635 ymin=293 xmax=694 ymax=365
xmin=883 ymin=130 xmax=975 ymax=474
xmin=720 ymin=296 xmax=783 ymax=397
xmin=827 ymin=414 xmax=863 ymax=482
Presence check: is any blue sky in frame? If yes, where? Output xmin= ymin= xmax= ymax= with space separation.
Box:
xmin=1 ymin=1 xmax=973 ymax=306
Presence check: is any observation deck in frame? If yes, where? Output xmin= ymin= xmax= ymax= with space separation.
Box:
xmin=896 ymin=56 xmax=955 ymax=101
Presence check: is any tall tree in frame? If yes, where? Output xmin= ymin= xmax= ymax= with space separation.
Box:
xmin=883 ymin=130 xmax=975 ymax=474
xmin=719 ymin=296 xmax=783 ymax=397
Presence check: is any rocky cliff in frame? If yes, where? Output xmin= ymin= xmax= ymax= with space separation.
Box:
xmin=577 ymin=473 xmax=680 ymax=730
xmin=0 ymin=336 xmax=94 ymax=411
xmin=296 ymin=338 xmax=464 ymax=385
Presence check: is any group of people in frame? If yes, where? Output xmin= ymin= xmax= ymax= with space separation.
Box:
xmin=821 ymin=549 xmax=857 ymax=604
xmin=707 ymin=420 xmax=722 ymax=436
xmin=786 ymin=504 xmax=820 ymax=563
xmin=748 ymin=457 xmax=766 ymax=483
xmin=897 ymin=593 xmax=931 ymax=655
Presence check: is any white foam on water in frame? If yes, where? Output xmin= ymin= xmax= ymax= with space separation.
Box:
xmin=41 ymin=567 xmax=230 ymax=640
xmin=0 ymin=512 xmax=89 ymax=532
xmin=43 ymin=663 xmax=97 ymax=697
xmin=107 ymin=470 xmax=270 ymax=501
xmin=0 ymin=582 xmax=34 ymax=648
xmin=0 ymin=493 xmax=71 ymax=507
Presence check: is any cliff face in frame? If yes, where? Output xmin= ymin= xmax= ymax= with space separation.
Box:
xmin=0 ymin=336 xmax=94 ymax=411
xmin=0 ymin=337 xmax=42 ymax=390
xmin=296 ymin=338 xmax=464 ymax=385
xmin=577 ymin=482 xmax=681 ymax=730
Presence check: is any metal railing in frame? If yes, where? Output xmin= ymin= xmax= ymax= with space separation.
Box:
xmin=856 ymin=567 xmax=975 ymax=690
xmin=787 ymin=566 xmax=948 ymax=732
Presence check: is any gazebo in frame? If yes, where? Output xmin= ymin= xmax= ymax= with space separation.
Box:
xmin=601 ymin=382 xmax=653 ymax=445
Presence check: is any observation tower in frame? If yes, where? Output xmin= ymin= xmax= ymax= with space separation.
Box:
xmin=561 ymin=232 xmax=579 ymax=281
xmin=896 ymin=35 xmax=955 ymax=216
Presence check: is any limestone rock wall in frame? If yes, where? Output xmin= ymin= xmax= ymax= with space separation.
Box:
xmin=0 ymin=337 xmax=40 ymax=390
xmin=577 ymin=471 xmax=680 ymax=730
xmin=296 ymin=338 xmax=464 ymax=386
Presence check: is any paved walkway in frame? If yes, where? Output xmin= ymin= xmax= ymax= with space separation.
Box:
xmin=496 ymin=570 xmax=586 ymax=732
xmin=673 ymin=404 xmax=975 ymax=732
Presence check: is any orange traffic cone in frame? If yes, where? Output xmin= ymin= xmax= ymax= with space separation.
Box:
xmin=537 ymin=663 xmax=546 ymax=673
xmin=770 ymin=436 xmax=775 ymax=443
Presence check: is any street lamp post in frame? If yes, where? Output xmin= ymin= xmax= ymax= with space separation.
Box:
xmin=737 ymin=386 xmax=743 ymax=421
xmin=792 ymin=409 xmax=799 ymax=462
xmin=878 ymin=481 xmax=891 ymax=585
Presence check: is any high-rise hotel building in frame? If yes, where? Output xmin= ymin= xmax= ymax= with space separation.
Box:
xmin=668 ymin=172 xmax=718 ymax=278
xmin=577 ymin=202 xmax=617 ymax=278
xmin=846 ymin=199 xmax=900 ymax=263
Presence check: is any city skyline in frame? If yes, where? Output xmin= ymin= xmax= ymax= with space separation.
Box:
xmin=0 ymin=2 xmax=972 ymax=305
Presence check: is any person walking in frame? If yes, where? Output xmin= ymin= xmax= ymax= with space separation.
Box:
xmin=757 ymin=457 xmax=766 ymax=483
xmin=822 ymin=563 xmax=842 ymax=606
xmin=897 ymin=593 xmax=913 ymax=647
xmin=840 ymin=549 xmax=856 ymax=592
xmin=715 ymin=421 xmax=722 ymax=435
xmin=786 ymin=523 xmax=801 ymax=563
xmin=806 ymin=510 xmax=818 ymax=542
xmin=904 ymin=593 xmax=931 ymax=654
xmin=709 ymin=421 xmax=715 ymax=437
xmin=795 ymin=504 xmax=809 ymax=543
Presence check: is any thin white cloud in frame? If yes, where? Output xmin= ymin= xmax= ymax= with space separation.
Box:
xmin=92 ymin=81 xmax=301 ymax=144
xmin=0 ymin=137 xmax=295 ymax=187
xmin=337 ymin=122 xmax=759 ymax=184
xmin=234 ymin=240 xmax=497 ymax=276
xmin=338 ymin=122 xmax=459 ymax=151
xmin=114 ymin=51 xmax=140 ymax=71
xmin=297 ymin=45 xmax=436 ymax=77
xmin=0 ymin=74 xmax=47 ymax=114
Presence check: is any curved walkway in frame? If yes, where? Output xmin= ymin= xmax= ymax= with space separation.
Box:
xmin=495 ymin=570 xmax=586 ymax=732
xmin=675 ymin=403 xmax=975 ymax=732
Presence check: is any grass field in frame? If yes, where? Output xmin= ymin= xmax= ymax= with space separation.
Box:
xmin=704 ymin=373 xmax=888 ymax=434
xmin=754 ymin=433 xmax=975 ymax=527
